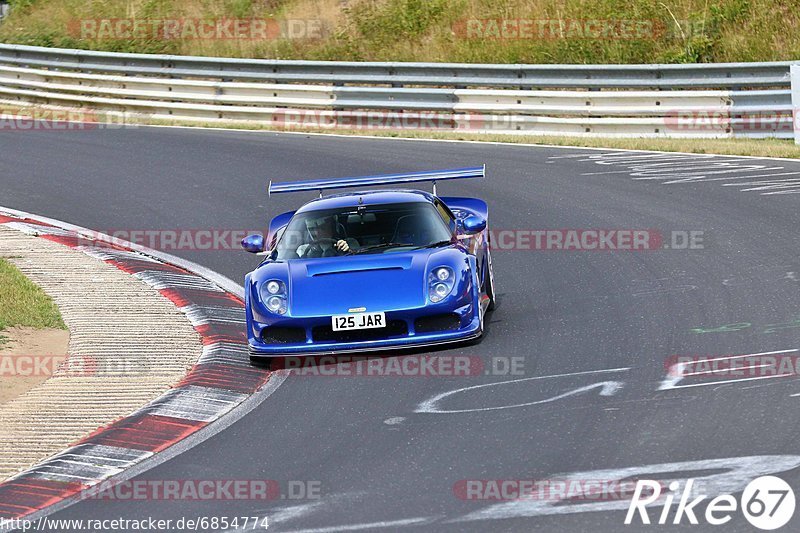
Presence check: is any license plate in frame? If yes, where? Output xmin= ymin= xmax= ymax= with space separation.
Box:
xmin=331 ymin=312 xmax=386 ymax=331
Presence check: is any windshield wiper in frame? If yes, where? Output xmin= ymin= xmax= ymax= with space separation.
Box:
xmin=353 ymin=242 xmax=413 ymax=254
xmin=415 ymin=240 xmax=453 ymax=250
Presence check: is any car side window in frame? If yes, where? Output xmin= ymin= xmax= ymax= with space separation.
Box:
xmin=433 ymin=199 xmax=455 ymax=229
xmin=270 ymin=226 xmax=286 ymax=250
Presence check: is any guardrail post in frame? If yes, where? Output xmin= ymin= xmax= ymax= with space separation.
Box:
xmin=792 ymin=65 xmax=800 ymax=144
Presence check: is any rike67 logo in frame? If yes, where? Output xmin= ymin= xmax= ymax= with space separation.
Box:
xmin=626 ymin=476 xmax=795 ymax=530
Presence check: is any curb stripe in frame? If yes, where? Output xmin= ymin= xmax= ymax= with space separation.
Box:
xmin=19 ymin=445 xmax=150 ymax=485
xmin=176 ymin=363 xmax=270 ymax=394
xmin=0 ymin=480 xmax=84 ymax=517
xmin=112 ymin=259 xmax=188 ymax=275
xmin=0 ymin=212 xmax=270 ymax=520
xmin=134 ymin=271 xmax=224 ymax=292
xmin=158 ymin=287 xmax=243 ymax=308
xmin=199 ymin=342 xmax=251 ymax=367
xmin=195 ymin=322 xmax=248 ymax=345
xmin=78 ymin=415 xmax=207 ymax=453
xmin=136 ymin=385 xmax=248 ymax=422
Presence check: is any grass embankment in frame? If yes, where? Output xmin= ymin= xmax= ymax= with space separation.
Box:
xmin=0 ymin=258 xmax=65 ymax=345
xmin=1 ymin=0 xmax=799 ymax=63
xmin=2 ymin=1 xmax=800 ymax=156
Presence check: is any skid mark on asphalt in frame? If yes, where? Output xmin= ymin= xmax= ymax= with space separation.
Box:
xmin=630 ymin=285 xmax=697 ymax=297
xmin=415 ymin=368 xmax=629 ymax=414
xmin=549 ymin=152 xmax=800 ymax=195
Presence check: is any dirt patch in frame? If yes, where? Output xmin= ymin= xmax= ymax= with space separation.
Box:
xmin=0 ymin=326 xmax=70 ymax=405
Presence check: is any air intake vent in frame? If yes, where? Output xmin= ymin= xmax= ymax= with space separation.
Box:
xmin=261 ymin=327 xmax=306 ymax=344
xmin=414 ymin=313 xmax=461 ymax=333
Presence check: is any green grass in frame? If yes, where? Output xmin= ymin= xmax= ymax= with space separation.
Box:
xmin=1 ymin=0 xmax=799 ymax=63
xmin=0 ymin=258 xmax=66 ymax=345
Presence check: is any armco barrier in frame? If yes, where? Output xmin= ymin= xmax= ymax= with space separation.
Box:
xmin=0 ymin=43 xmax=796 ymax=139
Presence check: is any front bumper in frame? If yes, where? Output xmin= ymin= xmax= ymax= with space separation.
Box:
xmin=247 ymin=304 xmax=482 ymax=357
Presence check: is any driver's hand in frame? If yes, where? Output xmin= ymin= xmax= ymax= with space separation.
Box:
xmin=335 ymin=239 xmax=350 ymax=252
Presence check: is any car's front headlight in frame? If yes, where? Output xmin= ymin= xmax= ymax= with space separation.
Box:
xmin=259 ymin=279 xmax=287 ymax=314
xmin=429 ymin=267 xmax=455 ymax=303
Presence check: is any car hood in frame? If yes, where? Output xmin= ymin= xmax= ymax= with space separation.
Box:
xmin=250 ymin=246 xmax=471 ymax=318
xmin=287 ymin=252 xmax=429 ymax=316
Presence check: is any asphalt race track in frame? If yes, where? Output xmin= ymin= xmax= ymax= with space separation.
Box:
xmin=4 ymin=126 xmax=800 ymax=532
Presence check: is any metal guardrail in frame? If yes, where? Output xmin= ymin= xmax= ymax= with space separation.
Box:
xmin=0 ymin=43 xmax=795 ymax=139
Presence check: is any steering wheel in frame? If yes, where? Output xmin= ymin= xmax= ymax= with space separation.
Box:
xmin=304 ymin=238 xmax=353 ymax=257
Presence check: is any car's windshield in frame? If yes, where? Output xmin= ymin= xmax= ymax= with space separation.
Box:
xmin=274 ymin=202 xmax=453 ymax=260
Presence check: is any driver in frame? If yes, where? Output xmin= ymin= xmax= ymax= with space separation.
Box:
xmin=296 ymin=216 xmax=360 ymax=258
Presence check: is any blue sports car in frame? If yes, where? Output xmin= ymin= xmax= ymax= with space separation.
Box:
xmin=241 ymin=166 xmax=494 ymax=360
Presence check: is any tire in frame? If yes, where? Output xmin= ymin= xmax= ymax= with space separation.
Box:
xmin=484 ymin=248 xmax=496 ymax=311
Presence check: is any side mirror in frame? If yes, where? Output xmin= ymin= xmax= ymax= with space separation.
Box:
xmin=461 ymin=215 xmax=487 ymax=235
xmin=241 ymin=234 xmax=265 ymax=253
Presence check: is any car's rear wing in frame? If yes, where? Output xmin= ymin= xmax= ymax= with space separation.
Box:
xmin=269 ymin=165 xmax=485 ymax=197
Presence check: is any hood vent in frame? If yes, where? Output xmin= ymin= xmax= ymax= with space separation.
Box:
xmin=304 ymin=256 xmax=413 ymax=277
xmin=311 ymin=266 xmax=403 ymax=277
